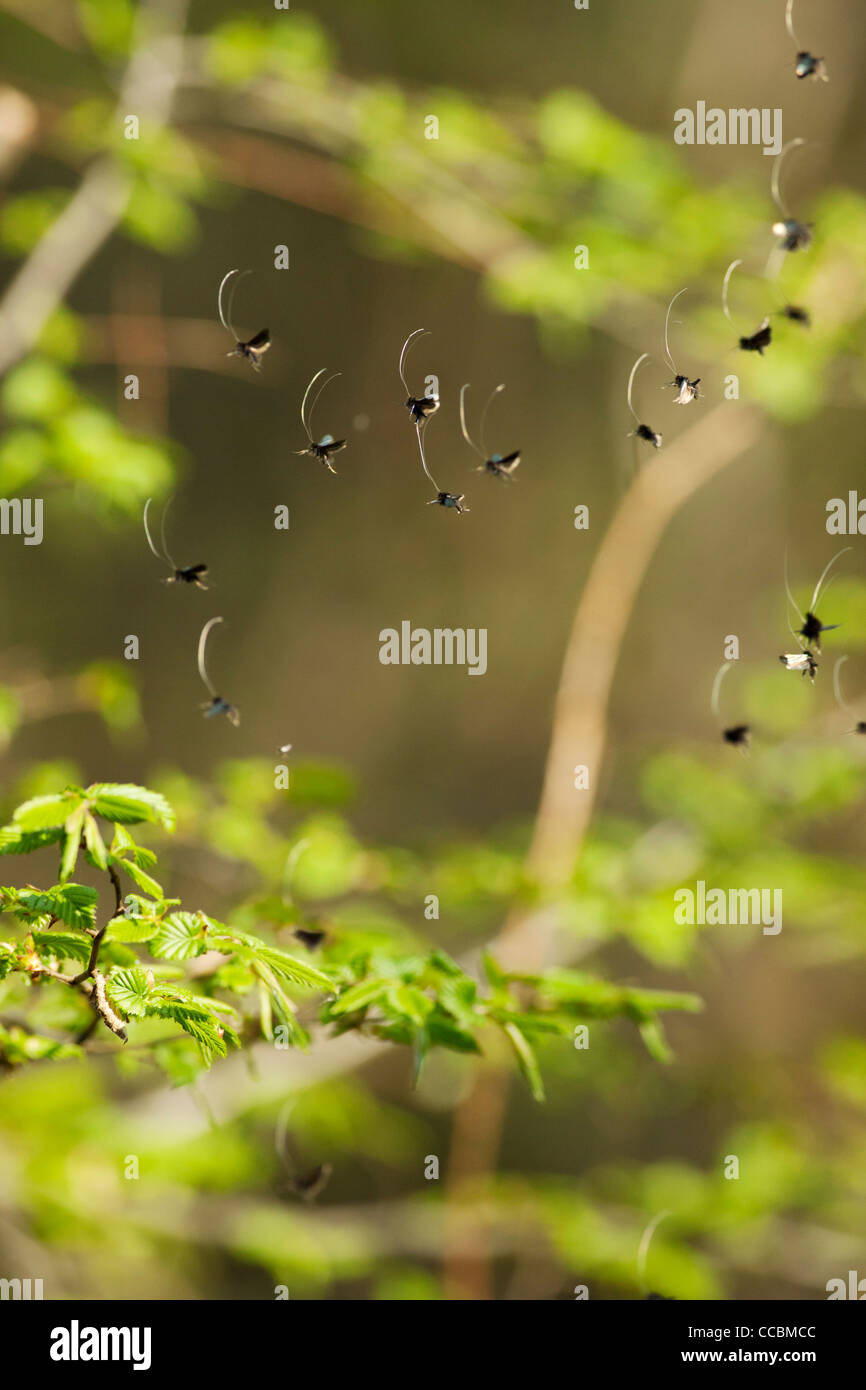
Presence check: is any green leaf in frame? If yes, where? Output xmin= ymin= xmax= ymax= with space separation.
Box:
xmin=16 ymin=884 xmax=97 ymax=931
xmin=327 ymin=976 xmax=392 ymax=1017
xmin=500 ymin=1020 xmax=545 ymax=1103
xmin=31 ymin=928 xmax=92 ymax=966
xmin=82 ymin=812 xmax=108 ymax=870
xmin=13 ymin=791 xmax=83 ymax=831
xmin=150 ymin=912 xmax=207 ymax=962
xmin=104 ymin=915 xmax=158 ymax=944
xmin=105 ymin=966 xmax=152 ymax=1018
xmin=60 ymin=805 xmax=86 ymax=882
xmin=0 ymin=825 xmax=65 ymax=856
xmin=88 ymin=783 xmax=175 ymax=830
xmin=114 ymin=854 xmax=163 ymax=898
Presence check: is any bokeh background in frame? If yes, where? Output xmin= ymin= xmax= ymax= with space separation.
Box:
xmin=0 ymin=0 xmax=865 ymax=1300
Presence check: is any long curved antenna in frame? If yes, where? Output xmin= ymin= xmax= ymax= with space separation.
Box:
xmin=282 ymin=838 xmax=311 ymax=901
xmin=663 ymin=289 xmax=687 ymax=374
xmin=159 ymin=495 xmax=177 ymax=571
xmin=721 ymin=259 xmax=742 ymax=327
xmin=711 ymin=661 xmax=732 ymax=720
xmin=217 ymin=268 xmax=250 ymax=340
xmin=626 ymin=352 xmax=650 ymax=422
xmin=416 ymin=422 xmax=440 ymax=493
xmin=770 ymin=138 xmax=805 ymax=218
xmin=785 ymin=0 xmax=800 ymax=48
xmin=305 ymin=370 xmax=341 ymax=442
xmin=459 ymin=384 xmax=483 ymax=458
xmin=637 ymin=1210 xmax=672 ymax=1295
xmin=784 ymin=547 xmax=805 ymax=625
xmin=810 ymin=546 xmax=850 ymax=613
xmin=398 ymin=328 xmax=428 ymax=394
xmin=478 ymin=383 xmax=505 ymax=458
xmin=142 ymin=498 xmax=169 ymax=569
xmin=299 ymin=368 xmax=327 ymax=441
xmin=197 ymin=616 xmax=223 ymax=697
xmin=833 ymin=655 xmax=851 ymax=712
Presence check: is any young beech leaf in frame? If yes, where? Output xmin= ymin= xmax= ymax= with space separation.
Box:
xmin=16 ymin=884 xmax=97 ymax=930
xmin=31 ymin=928 xmax=92 ymax=966
xmin=150 ymin=912 xmax=207 ymax=961
xmin=88 ymin=783 xmax=175 ymax=831
xmin=83 ymin=812 xmax=108 ymax=870
xmin=114 ymin=855 xmax=163 ymax=898
xmin=12 ymin=791 xmax=83 ymax=832
xmin=60 ymin=805 xmax=86 ymax=882
xmin=499 ymin=1020 xmax=545 ymax=1103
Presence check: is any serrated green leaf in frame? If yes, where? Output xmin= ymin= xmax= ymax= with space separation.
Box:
xmin=105 ymin=965 xmax=151 ymax=1018
xmin=327 ymin=976 xmax=392 ymax=1017
xmin=16 ymin=884 xmax=97 ymax=931
xmin=88 ymin=783 xmax=175 ymax=830
xmin=150 ymin=912 xmax=207 ymax=961
xmin=31 ymin=928 xmax=92 ymax=966
xmin=60 ymin=805 xmax=86 ymax=882
xmin=13 ymin=792 xmax=82 ymax=831
xmin=83 ymin=812 xmax=108 ymax=870
xmin=114 ymin=854 xmax=163 ymax=898
xmin=500 ymin=1020 xmax=545 ymax=1102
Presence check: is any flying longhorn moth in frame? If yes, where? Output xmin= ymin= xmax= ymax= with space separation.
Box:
xmin=770 ymin=138 xmax=813 ymax=253
xmin=779 ymin=547 xmax=849 ymax=681
xmin=295 ymin=369 xmax=347 ymax=473
xmin=398 ymin=327 xmax=440 ymax=425
xmin=785 ymin=0 xmax=828 ymax=81
xmin=274 ymin=1100 xmax=333 ymax=1205
xmin=833 ymin=656 xmax=866 ymax=737
xmin=721 ymin=259 xmax=772 ymax=356
xmin=711 ymin=660 xmax=750 ymax=751
xmin=625 ymin=352 xmax=662 ymax=448
xmin=459 ymin=382 xmax=521 ymax=479
xmin=197 ymin=616 xmax=240 ymax=725
xmin=662 ymin=289 xmax=701 ymax=404
xmin=142 ymin=497 xmax=208 ymax=589
xmin=416 ymin=421 xmax=467 ymax=513
xmin=217 ymin=268 xmax=270 ymax=370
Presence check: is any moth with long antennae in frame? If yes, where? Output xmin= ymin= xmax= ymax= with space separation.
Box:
xmin=459 ymin=383 xmax=521 ymax=478
xmin=711 ymin=660 xmax=750 ymax=751
xmin=722 ymin=259 xmax=772 ymax=355
xmin=143 ymin=497 xmax=209 ymax=589
xmin=217 ymin=268 xmax=270 ymax=371
xmin=833 ymin=656 xmax=866 ymax=735
xmin=770 ymin=139 xmax=813 ymax=252
xmin=294 ymin=368 xmax=347 ymax=474
xmin=785 ymin=545 xmax=848 ymax=651
xmin=416 ymin=423 xmax=467 ymax=513
xmin=625 ymin=353 xmax=662 ymax=448
xmin=777 ymin=303 xmax=811 ymax=328
xmin=785 ymin=0 xmax=827 ymax=81
xmin=197 ymin=616 xmax=240 ymax=725
xmin=662 ymin=289 xmax=701 ymax=404
xmin=399 ymin=328 xmax=439 ymax=424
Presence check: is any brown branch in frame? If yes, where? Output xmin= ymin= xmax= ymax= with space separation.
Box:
xmin=442 ymin=400 xmax=764 ymax=1299
xmin=0 ymin=0 xmax=189 ymax=380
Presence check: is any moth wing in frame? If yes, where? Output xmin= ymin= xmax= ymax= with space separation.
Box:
xmin=246 ymin=329 xmax=270 ymax=350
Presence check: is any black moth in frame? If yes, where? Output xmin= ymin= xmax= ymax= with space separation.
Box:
xmin=428 ymin=491 xmax=468 ymax=513
xmin=399 ymin=328 xmax=440 ymax=423
xmin=459 ymin=382 xmax=522 ymax=477
xmin=295 ymin=368 xmax=347 ymax=473
xmin=143 ymin=498 xmax=208 ymax=589
xmin=739 ymin=319 xmax=772 ymax=355
xmin=197 ymin=618 xmax=240 ymax=726
xmin=626 ymin=354 xmax=662 ymax=448
xmin=287 ymin=1163 xmax=333 ymax=1204
xmin=218 ymin=269 xmax=270 ymax=371
xmin=663 ymin=290 xmax=700 ymax=404
xmin=779 ymin=304 xmax=810 ymax=327
xmin=723 ymin=725 xmax=751 ymax=748
xmin=294 ymin=927 xmax=326 ymax=950
xmin=787 ymin=1 xmax=828 ymax=81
